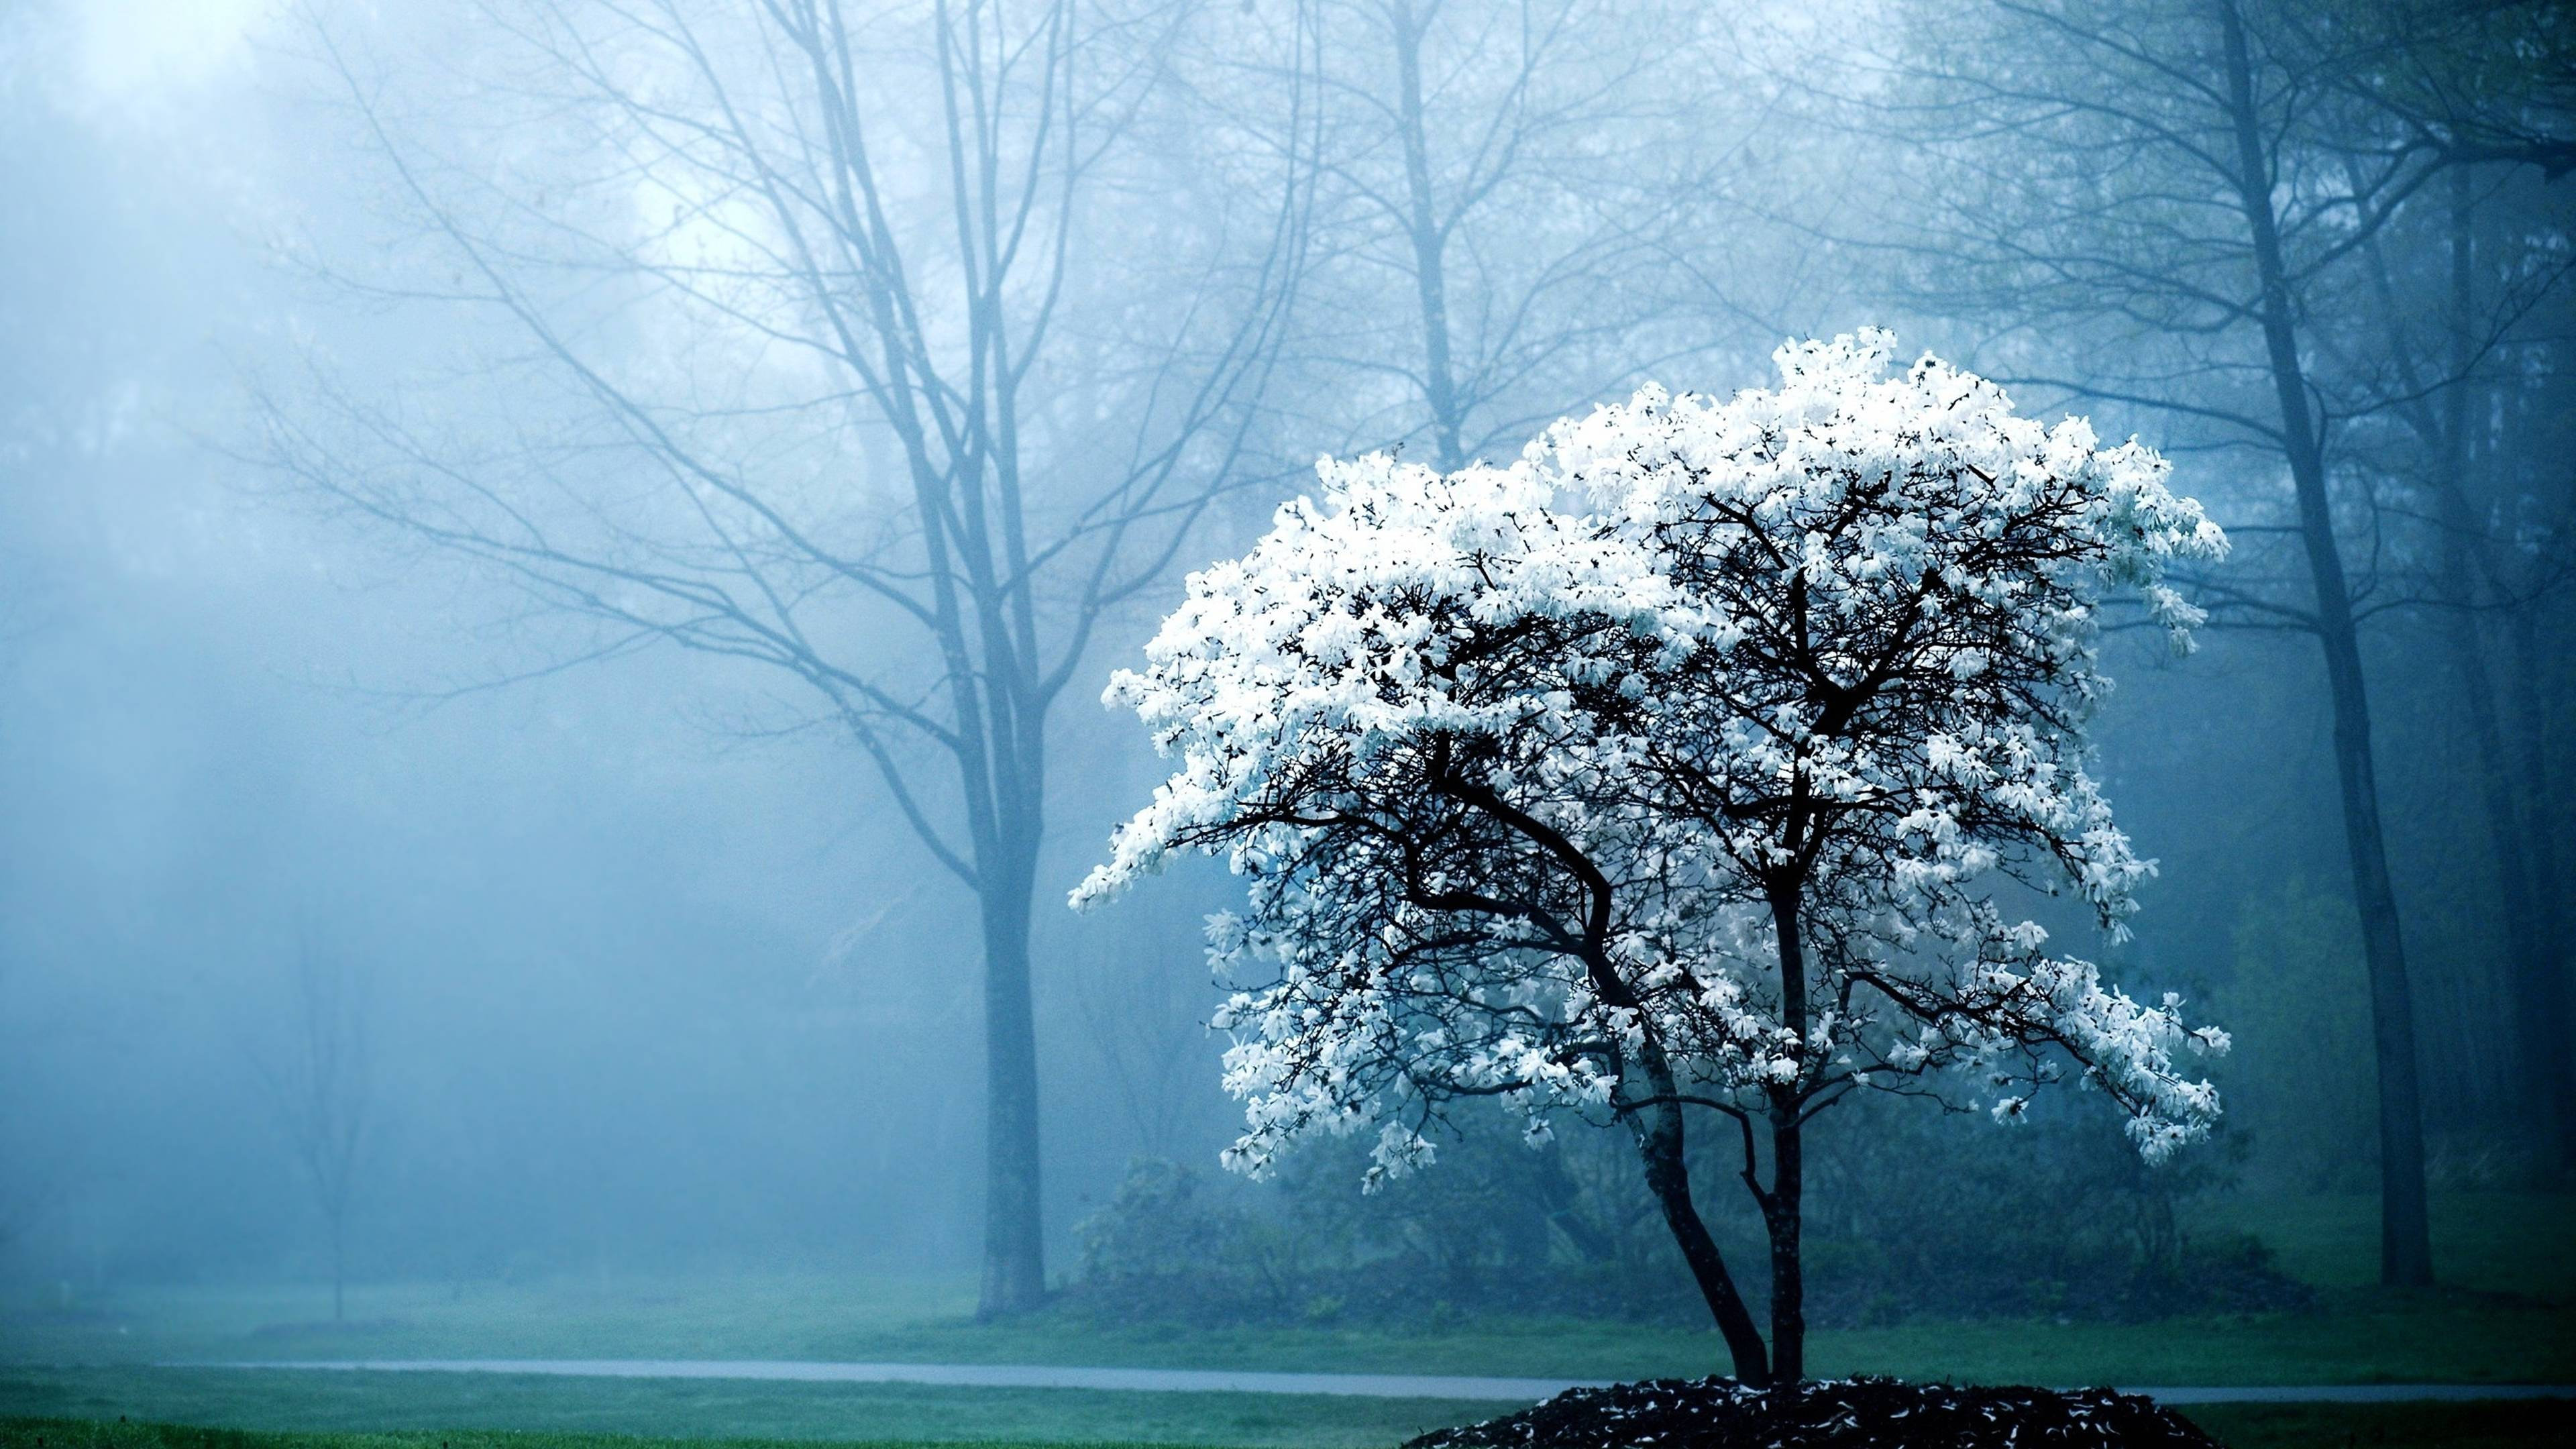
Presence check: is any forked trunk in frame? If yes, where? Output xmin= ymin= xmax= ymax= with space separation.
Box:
xmin=1622 ymin=1061 xmax=1772 ymax=1386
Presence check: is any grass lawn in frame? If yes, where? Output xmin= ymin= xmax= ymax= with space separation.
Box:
xmin=2180 ymin=1401 xmax=2571 ymax=1449
xmin=0 ymin=1421 xmax=1178 ymax=1449
xmin=7 ymin=1193 xmax=2566 ymax=1385
xmin=0 ymin=1375 xmax=1472 ymax=1449
xmin=3 ymin=1282 xmax=2569 ymax=1385
xmin=5 ymin=1401 xmax=2573 ymax=1449
xmin=2184 ymin=1192 xmax=2574 ymax=1299
xmin=0 ymin=1191 xmax=2565 ymax=1446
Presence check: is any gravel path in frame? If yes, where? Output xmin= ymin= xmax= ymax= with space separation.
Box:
xmin=203 ymin=1360 xmax=2576 ymax=1405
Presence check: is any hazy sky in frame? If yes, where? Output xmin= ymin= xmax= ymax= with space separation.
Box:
xmin=3 ymin=0 xmax=2561 ymax=1301
xmin=0 ymin=0 xmax=1239 ymax=1280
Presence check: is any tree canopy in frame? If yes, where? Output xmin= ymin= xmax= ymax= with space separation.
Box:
xmin=1083 ymin=331 xmax=2232 ymax=1381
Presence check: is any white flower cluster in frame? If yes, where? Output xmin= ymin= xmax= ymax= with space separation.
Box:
xmin=1079 ymin=331 xmax=2232 ymax=1182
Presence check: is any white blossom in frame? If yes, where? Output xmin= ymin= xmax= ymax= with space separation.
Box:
xmin=1081 ymin=330 xmax=2231 ymax=1187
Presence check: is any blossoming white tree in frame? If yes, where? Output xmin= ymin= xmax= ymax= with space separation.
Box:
xmin=1078 ymin=331 xmax=2232 ymax=1385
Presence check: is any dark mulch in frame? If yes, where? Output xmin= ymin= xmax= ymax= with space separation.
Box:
xmin=1403 ymin=1376 xmax=2222 ymax=1449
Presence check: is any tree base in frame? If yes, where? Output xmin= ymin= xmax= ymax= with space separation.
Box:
xmin=1404 ymin=1376 xmax=2219 ymax=1449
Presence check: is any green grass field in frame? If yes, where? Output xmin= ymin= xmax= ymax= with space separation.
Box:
xmin=3 ymin=1402 xmax=2572 ymax=1449
xmin=0 ymin=1191 xmax=2566 ymax=1448
xmin=0 ymin=1375 xmax=1471 ymax=1449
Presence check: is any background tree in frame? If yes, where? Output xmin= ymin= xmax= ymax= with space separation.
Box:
xmin=1837 ymin=0 xmax=2576 ymax=1285
xmin=1246 ymin=0 xmax=1772 ymax=468
xmin=2344 ymin=158 xmax=2576 ymax=1168
xmin=254 ymin=946 xmax=373 ymax=1324
xmin=1191 ymin=0 xmax=1799 ymax=1252
xmin=261 ymin=0 xmax=1312 ymax=1314
xmin=1082 ymin=333 xmax=2231 ymax=1383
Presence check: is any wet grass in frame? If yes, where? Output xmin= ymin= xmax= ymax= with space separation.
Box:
xmin=2180 ymin=1399 xmax=2572 ymax=1449
xmin=3 ymin=1282 xmax=2567 ymax=1387
xmin=5 ymin=1193 xmax=2565 ymax=1386
xmin=0 ymin=1419 xmax=1129 ymax=1449
xmin=0 ymin=1375 xmax=1472 ymax=1449
xmin=0 ymin=1192 xmax=2564 ymax=1444
xmin=0 ymin=1417 xmax=1188 ymax=1449
xmin=5 ymin=1401 xmax=2573 ymax=1449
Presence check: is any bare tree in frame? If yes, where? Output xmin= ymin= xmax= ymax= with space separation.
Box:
xmin=1265 ymin=0 xmax=1772 ymax=468
xmin=2348 ymin=159 xmax=2576 ymax=1167
xmin=260 ymin=0 xmax=1312 ymax=1314
xmin=1071 ymin=943 xmax=1213 ymax=1162
xmin=1843 ymin=0 xmax=2572 ymax=1287
xmin=256 ymin=946 xmax=372 ymax=1324
xmin=1181 ymin=0 xmax=1797 ymax=1250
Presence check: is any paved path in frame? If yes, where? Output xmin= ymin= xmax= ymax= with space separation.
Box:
xmin=207 ymin=1360 xmax=2576 ymax=1405
xmin=221 ymin=1360 xmax=1579 ymax=1401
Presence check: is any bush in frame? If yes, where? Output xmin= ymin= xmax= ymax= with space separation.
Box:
xmin=1069 ymin=1157 xmax=1306 ymax=1325
xmin=1067 ymin=1090 xmax=2307 ymax=1329
xmin=1796 ymin=1095 xmax=2308 ymax=1324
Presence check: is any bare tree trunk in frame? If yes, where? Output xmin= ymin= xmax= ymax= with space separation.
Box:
xmin=2219 ymin=0 xmax=2432 ymax=1286
xmin=978 ymin=858 xmax=1047 ymax=1316
xmin=2434 ymin=166 xmax=2573 ymax=1167
xmin=2445 ymin=594 xmax=2568 ymax=1154
xmin=281 ymin=0 xmax=1316 ymax=1328
xmin=2437 ymin=467 xmax=2547 ymax=1154
xmin=2505 ymin=608 xmax=2575 ymax=1167
xmin=1390 ymin=0 xmax=1468 ymax=472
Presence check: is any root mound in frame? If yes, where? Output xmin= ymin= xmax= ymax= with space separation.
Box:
xmin=1404 ymin=1376 xmax=2220 ymax=1449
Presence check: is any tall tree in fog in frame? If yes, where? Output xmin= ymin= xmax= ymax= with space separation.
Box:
xmin=2350 ymin=160 xmax=2576 ymax=1167
xmin=1279 ymin=0 xmax=1759 ymax=468
xmin=262 ymin=0 xmax=1309 ymax=1314
xmin=255 ymin=948 xmax=373 ymax=1324
xmin=2337 ymin=0 xmax=2576 ymax=1166
xmin=1860 ymin=0 xmax=2571 ymax=1286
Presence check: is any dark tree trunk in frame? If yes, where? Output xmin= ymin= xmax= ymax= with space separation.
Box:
xmin=2434 ymin=167 xmax=2573 ymax=1166
xmin=1763 ymin=890 xmax=1810 ymax=1381
xmin=1453 ymin=765 xmax=1769 ymax=1378
xmin=2504 ymin=609 xmax=2576 ymax=1167
xmin=977 ymin=858 xmax=1049 ymax=1318
xmin=2218 ymin=0 xmax=2432 ymax=1287
xmin=2447 ymin=578 xmax=2566 ymax=1156
xmin=1765 ymin=1110 xmax=1804 ymax=1383
xmin=1621 ymin=1059 xmax=1772 ymax=1387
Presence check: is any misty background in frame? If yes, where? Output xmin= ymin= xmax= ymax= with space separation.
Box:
xmin=0 ymin=0 xmax=2567 ymax=1319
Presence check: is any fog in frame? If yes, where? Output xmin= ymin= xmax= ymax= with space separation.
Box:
xmin=0 ymin=0 xmax=2567 ymax=1338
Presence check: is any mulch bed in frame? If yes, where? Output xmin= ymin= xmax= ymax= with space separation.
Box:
xmin=1403 ymin=1376 xmax=2221 ymax=1449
